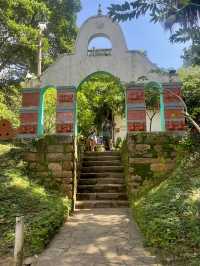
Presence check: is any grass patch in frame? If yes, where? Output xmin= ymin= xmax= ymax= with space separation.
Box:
xmin=132 ymin=152 xmax=200 ymax=265
xmin=0 ymin=143 xmax=71 ymax=257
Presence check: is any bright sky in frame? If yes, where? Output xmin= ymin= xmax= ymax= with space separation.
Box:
xmin=77 ymin=0 xmax=187 ymax=70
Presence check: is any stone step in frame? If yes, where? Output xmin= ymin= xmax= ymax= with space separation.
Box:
xmin=83 ymin=156 xmax=120 ymax=161
xmin=78 ymin=184 xmax=126 ymax=193
xmin=80 ymin=172 xmax=124 ymax=179
xmin=81 ymin=166 xmax=123 ymax=173
xmin=76 ymin=200 xmax=129 ymax=209
xmin=82 ymin=160 xmax=121 ymax=167
xmin=77 ymin=192 xmax=128 ymax=201
xmin=79 ymin=178 xmax=125 ymax=185
xmin=84 ymin=151 xmax=120 ymax=157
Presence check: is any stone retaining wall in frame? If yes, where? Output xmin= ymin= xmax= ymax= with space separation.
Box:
xmin=22 ymin=135 xmax=75 ymax=199
xmin=123 ymin=133 xmax=181 ymax=194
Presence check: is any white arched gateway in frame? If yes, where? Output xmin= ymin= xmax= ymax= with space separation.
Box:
xmin=18 ymin=12 xmax=185 ymax=138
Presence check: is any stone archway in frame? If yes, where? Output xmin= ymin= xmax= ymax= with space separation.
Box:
xmin=75 ymin=71 xmax=126 ymax=140
xmin=18 ymin=13 xmax=186 ymax=138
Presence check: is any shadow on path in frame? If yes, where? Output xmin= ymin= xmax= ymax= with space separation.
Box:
xmin=36 ymin=209 xmax=161 ymax=266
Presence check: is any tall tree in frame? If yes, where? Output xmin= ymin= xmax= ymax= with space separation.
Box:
xmin=0 ymin=0 xmax=81 ymax=83
xmin=179 ymin=66 xmax=200 ymax=124
xmin=108 ymin=1 xmax=200 ymax=65
xmin=145 ymin=86 xmax=160 ymax=132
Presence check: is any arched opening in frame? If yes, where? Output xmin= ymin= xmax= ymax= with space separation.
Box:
xmin=76 ymin=71 xmax=126 ymax=151
xmin=38 ymin=87 xmax=57 ymax=136
xmin=87 ymin=36 xmax=112 ymax=56
xmin=144 ymin=82 xmax=165 ymax=132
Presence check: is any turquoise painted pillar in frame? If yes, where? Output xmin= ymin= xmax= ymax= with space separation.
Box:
xmin=37 ymin=88 xmax=45 ymax=137
xmin=75 ymin=91 xmax=78 ymax=136
xmin=157 ymin=83 xmax=166 ymax=132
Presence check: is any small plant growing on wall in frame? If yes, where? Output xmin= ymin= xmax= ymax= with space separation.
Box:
xmin=144 ymin=85 xmax=160 ymax=132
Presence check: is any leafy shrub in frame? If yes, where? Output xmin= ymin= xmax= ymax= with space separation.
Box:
xmin=115 ymin=137 xmax=122 ymax=149
xmin=133 ymin=151 xmax=200 ymax=265
xmin=0 ymin=144 xmax=71 ymax=256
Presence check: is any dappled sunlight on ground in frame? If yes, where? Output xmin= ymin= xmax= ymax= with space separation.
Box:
xmin=36 ymin=209 xmax=160 ymax=266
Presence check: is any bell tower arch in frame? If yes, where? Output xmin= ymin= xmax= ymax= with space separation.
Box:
xmin=75 ymin=15 xmax=128 ymax=57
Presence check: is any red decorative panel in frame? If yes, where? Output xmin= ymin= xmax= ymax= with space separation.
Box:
xmin=166 ymin=121 xmax=186 ymax=131
xmin=19 ymin=125 xmax=37 ymax=134
xmin=164 ymin=88 xmax=181 ymax=103
xmin=0 ymin=119 xmax=16 ymax=140
xmin=165 ymin=109 xmax=184 ymax=120
xmin=58 ymin=94 xmax=74 ymax=103
xmin=57 ymin=112 xmax=73 ymax=123
xmin=56 ymin=123 xmax=73 ymax=133
xmin=128 ymin=110 xmax=146 ymax=120
xmin=22 ymin=92 xmax=40 ymax=107
xmin=127 ymin=90 xmax=145 ymax=104
xmin=57 ymin=92 xmax=74 ymax=108
xmin=128 ymin=122 xmax=146 ymax=132
xmin=20 ymin=113 xmax=38 ymax=124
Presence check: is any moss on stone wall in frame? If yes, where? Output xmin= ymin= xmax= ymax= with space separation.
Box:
xmin=22 ymin=135 xmax=74 ymax=198
xmin=122 ymin=132 xmax=181 ymax=196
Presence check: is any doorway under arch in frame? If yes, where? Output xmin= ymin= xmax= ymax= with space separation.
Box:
xmin=75 ymin=71 xmax=126 ymax=146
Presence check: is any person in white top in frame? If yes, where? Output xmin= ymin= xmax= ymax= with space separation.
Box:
xmin=88 ymin=128 xmax=97 ymax=152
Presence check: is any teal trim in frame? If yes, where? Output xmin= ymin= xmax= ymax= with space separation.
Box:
xmin=74 ymin=91 xmax=78 ymax=136
xmin=57 ymin=86 xmax=76 ymax=92
xmin=37 ymin=85 xmax=77 ymax=137
xmin=37 ymin=88 xmax=45 ymax=137
xmin=37 ymin=85 xmax=57 ymax=137
xmin=125 ymin=87 xmax=128 ymax=135
xmin=145 ymin=81 xmax=166 ymax=132
xmin=76 ymin=71 xmax=124 ymax=92
xmin=23 ymin=88 xmax=39 ymax=93
xmin=160 ymin=89 xmax=165 ymax=132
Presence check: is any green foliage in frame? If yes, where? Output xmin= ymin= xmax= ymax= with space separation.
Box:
xmin=133 ymin=150 xmax=200 ymax=265
xmin=108 ymin=1 xmax=200 ymax=32
xmin=0 ymin=143 xmax=71 ymax=256
xmin=44 ymin=88 xmax=57 ymax=134
xmin=179 ymin=66 xmax=200 ymax=122
xmin=0 ymin=0 xmax=81 ymax=81
xmin=108 ymin=1 xmax=200 ymax=65
xmin=144 ymin=84 xmax=160 ymax=132
xmin=77 ymin=73 xmax=125 ymax=136
xmin=0 ymin=85 xmax=21 ymax=128
xmin=115 ymin=137 xmax=122 ymax=149
xmin=77 ymin=91 xmax=95 ymax=136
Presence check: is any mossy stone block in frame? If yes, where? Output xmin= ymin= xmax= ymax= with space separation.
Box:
xmin=132 ymin=163 xmax=154 ymax=180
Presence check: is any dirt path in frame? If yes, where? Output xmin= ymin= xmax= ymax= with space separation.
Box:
xmin=36 ymin=209 xmax=161 ymax=266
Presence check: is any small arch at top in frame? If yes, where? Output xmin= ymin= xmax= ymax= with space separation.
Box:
xmin=88 ymin=33 xmax=112 ymax=56
xmin=75 ymin=15 xmax=128 ymax=56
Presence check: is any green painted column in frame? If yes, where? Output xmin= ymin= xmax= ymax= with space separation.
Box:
xmin=37 ymin=88 xmax=45 ymax=137
xmin=159 ymin=85 xmax=166 ymax=132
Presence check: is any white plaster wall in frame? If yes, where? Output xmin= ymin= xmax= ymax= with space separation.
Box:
xmin=40 ymin=15 xmax=178 ymax=88
xmin=114 ymin=115 xmax=127 ymax=141
xmin=146 ymin=111 xmax=161 ymax=132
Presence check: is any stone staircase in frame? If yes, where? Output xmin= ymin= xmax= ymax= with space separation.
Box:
xmin=76 ymin=151 xmax=128 ymax=209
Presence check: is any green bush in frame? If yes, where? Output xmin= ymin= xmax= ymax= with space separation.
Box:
xmin=0 ymin=143 xmax=71 ymax=256
xmin=133 ymin=151 xmax=200 ymax=265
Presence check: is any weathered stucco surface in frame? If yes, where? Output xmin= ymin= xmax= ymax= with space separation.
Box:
xmin=40 ymin=15 xmax=176 ymax=88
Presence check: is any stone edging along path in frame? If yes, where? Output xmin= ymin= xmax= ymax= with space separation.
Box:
xmin=36 ymin=209 xmax=161 ymax=266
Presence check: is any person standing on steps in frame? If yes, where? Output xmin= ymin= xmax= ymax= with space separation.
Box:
xmin=88 ymin=128 xmax=97 ymax=152
xmin=102 ymin=119 xmax=112 ymax=151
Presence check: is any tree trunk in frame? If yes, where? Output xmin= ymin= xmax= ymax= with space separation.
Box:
xmin=184 ymin=111 xmax=200 ymax=134
xmin=149 ymin=118 xmax=152 ymax=132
